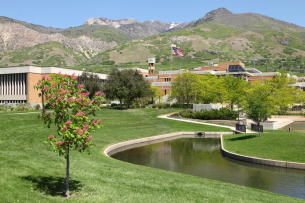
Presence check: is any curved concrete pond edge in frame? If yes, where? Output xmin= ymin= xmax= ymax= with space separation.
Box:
xmin=104 ymin=132 xmax=229 ymax=157
xmin=220 ymin=134 xmax=305 ymax=170
xmin=104 ymin=132 xmax=305 ymax=170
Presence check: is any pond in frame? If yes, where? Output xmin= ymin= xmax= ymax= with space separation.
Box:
xmin=283 ymin=122 xmax=305 ymax=131
xmin=112 ymin=138 xmax=305 ymax=200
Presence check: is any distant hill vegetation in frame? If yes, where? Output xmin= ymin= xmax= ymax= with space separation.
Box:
xmin=0 ymin=8 xmax=305 ymax=75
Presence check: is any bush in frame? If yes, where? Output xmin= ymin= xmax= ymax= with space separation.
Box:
xmin=34 ymin=104 xmax=41 ymax=110
xmin=178 ymin=108 xmax=238 ymax=120
xmin=152 ymin=104 xmax=157 ymax=108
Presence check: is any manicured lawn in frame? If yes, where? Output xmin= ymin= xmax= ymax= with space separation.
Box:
xmin=223 ymin=130 xmax=305 ymax=163
xmin=0 ymin=108 xmax=302 ymax=202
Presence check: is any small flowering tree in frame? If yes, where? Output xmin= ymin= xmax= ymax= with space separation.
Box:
xmin=34 ymin=72 xmax=104 ymax=197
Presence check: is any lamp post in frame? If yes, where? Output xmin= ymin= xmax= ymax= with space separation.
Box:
xmin=238 ymin=99 xmax=240 ymax=124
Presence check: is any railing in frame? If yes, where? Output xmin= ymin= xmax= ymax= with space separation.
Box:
xmin=236 ymin=124 xmax=246 ymax=133
xmin=251 ymin=123 xmax=263 ymax=133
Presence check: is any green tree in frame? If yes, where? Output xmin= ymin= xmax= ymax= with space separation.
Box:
xmin=146 ymin=85 xmax=162 ymax=103
xmin=77 ymin=71 xmax=102 ymax=99
xmin=103 ymin=68 xmax=149 ymax=108
xmin=171 ymin=72 xmax=199 ymax=108
xmin=196 ymin=74 xmax=226 ymax=104
xmin=244 ymin=83 xmax=274 ymax=138
xmin=222 ymin=75 xmax=248 ymax=110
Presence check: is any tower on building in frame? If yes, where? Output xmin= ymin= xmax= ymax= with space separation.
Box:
xmin=148 ymin=58 xmax=155 ymax=74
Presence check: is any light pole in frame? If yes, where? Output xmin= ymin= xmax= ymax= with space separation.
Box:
xmin=238 ymin=99 xmax=240 ymax=124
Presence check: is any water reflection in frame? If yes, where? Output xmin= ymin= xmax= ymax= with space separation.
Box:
xmin=283 ymin=122 xmax=305 ymax=131
xmin=112 ymin=138 xmax=305 ymax=199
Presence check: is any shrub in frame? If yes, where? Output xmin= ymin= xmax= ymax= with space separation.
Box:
xmin=152 ymin=104 xmax=157 ymax=108
xmin=34 ymin=104 xmax=41 ymax=110
xmin=178 ymin=108 xmax=238 ymax=120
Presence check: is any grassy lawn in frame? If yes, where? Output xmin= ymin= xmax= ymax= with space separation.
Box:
xmin=0 ymin=108 xmax=303 ymax=202
xmin=223 ymin=130 xmax=305 ymax=163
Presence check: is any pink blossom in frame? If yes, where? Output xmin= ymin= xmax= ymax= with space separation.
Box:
xmin=78 ymin=84 xmax=83 ymax=88
xmin=82 ymin=120 xmax=85 ymax=124
xmin=96 ymin=119 xmax=102 ymax=124
xmin=68 ymin=141 xmax=73 ymax=144
xmin=81 ymin=103 xmax=85 ymax=107
xmin=47 ymin=113 xmax=51 ymax=118
xmin=48 ymin=135 xmax=54 ymax=140
xmin=68 ymin=97 xmax=73 ymax=103
xmin=46 ymin=76 xmax=51 ymax=81
xmin=85 ymin=92 xmax=90 ymax=97
xmin=37 ymin=82 xmax=41 ymax=85
xmin=77 ymin=90 xmax=82 ymax=95
xmin=72 ymin=72 xmax=75 ymax=77
xmin=101 ymin=93 xmax=104 ymax=97
xmin=91 ymin=119 xmax=95 ymax=126
xmin=74 ymin=128 xmax=81 ymax=133
xmin=51 ymin=81 xmax=56 ymax=88
xmin=61 ymin=90 xmax=68 ymax=95
xmin=65 ymin=120 xmax=71 ymax=125
xmin=52 ymin=103 xmax=55 ymax=107
xmin=60 ymin=105 xmax=65 ymax=109
xmin=55 ymin=115 xmax=59 ymax=120
xmin=83 ymin=124 xmax=89 ymax=131
xmin=62 ymin=126 xmax=67 ymax=131
xmin=43 ymin=110 xmax=46 ymax=114
xmin=52 ymin=93 xmax=56 ymax=98
xmin=72 ymin=84 xmax=75 ymax=87
xmin=97 ymin=103 xmax=101 ymax=107
xmin=92 ymin=110 xmax=96 ymax=114
xmin=95 ymin=91 xmax=100 ymax=96
xmin=56 ymin=141 xmax=62 ymax=146
xmin=42 ymin=75 xmax=46 ymax=80
xmin=42 ymin=87 xmax=48 ymax=91
xmin=62 ymin=82 xmax=66 ymax=86
xmin=87 ymin=136 xmax=92 ymax=142
xmin=56 ymin=96 xmax=63 ymax=102
xmin=68 ymin=90 xmax=72 ymax=94
xmin=41 ymin=115 xmax=44 ymax=120
xmin=58 ymin=71 xmax=61 ymax=76
xmin=79 ymin=130 xmax=84 ymax=136
xmin=72 ymin=76 xmax=78 ymax=80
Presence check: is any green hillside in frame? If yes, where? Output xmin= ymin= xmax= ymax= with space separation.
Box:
xmin=0 ymin=42 xmax=87 ymax=68
xmin=61 ymin=25 xmax=132 ymax=43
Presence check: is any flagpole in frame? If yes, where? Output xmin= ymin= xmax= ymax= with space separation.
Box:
xmin=170 ymin=46 xmax=173 ymax=107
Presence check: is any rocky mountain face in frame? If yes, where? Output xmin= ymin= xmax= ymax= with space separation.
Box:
xmin=0 ymin=22 xmax=117 ymax=53
xmin=118 ymin=23 xmax=159 ymax=39
xmin=83 ymin=17 xmax=138 ymax=27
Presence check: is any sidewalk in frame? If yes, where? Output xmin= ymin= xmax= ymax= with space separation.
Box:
xmin=158 ymin=114 xmax=256 ymax=133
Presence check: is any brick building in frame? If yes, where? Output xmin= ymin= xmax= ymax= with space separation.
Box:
xmin=0 ymin=66 xmax=107 ymax=106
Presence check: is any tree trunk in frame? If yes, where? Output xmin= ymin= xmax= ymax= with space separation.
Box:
xmin=128 ymin=100 xmax=131 ymax=108
xmin=231 ymin=103 xmax=233 ymax=111
xmin=258 ymin=122 xmax=261 ymax=138
xmin=65 ymin=145 xmax=70 ymax=197
xmin=120 ymin=99 xmax=123 ymax=109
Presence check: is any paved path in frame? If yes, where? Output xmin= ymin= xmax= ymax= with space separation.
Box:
xmin=158 ymin=114 xmax=256 ymax=133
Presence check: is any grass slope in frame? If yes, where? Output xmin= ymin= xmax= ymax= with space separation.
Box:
xmin=0 ymin=108 xmax=302 ymax=202
xmin=223 ymin=130 xmax=305 ymax=163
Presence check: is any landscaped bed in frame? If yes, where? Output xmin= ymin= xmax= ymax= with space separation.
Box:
xmin=0 ymin=108 xmax=303 ymax=202
xmin=223 ymin=130 xmax=305 ymax=163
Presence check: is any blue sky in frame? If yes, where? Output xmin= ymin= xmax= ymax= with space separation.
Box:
xmin=1 ymin=0 xmax=304 ymax=29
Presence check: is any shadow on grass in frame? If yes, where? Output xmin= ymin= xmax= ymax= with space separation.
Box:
xmin=21 ymin=175 xmax=83 ymax=196
xmin=227 ymin=135 xmax=257 ymax=141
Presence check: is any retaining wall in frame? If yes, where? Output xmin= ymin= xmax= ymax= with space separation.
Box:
xmin=104 ymin=132 xmax=231 ymax=157
xmin=221 ymin=135 xmax=305 ymax=170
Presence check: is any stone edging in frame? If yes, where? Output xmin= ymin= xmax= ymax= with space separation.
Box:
xmin=104 ymin=132 xmax=231 ymax=157
xmin=220 ymin=134 xmax=305 ymax=170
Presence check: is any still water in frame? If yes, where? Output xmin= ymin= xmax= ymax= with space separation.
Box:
xmin=283 ymin=122 xmax=305 ymax=131
xmin=112 ymin=138 xmax=305 ymax=199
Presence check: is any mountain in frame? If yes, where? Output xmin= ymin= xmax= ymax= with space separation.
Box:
xmin=0 ymin=8 xmax=305 ymax=75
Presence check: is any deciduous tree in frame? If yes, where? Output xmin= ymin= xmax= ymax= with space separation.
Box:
xmin=34 ymin=72 xmax=104 ymax=197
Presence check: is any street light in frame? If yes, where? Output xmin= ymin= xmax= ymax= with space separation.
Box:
xmin=238 ymin=99 xmax=240 ymax=124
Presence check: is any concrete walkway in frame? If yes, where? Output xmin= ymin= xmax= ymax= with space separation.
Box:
xmin=158 ymin=114 xmax=256 ymax=133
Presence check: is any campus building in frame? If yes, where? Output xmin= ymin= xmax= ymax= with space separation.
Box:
xmin=0 ymin=66 xmax=107 ymax=106
xmin=143 ymin=61 xmax=285 ymax=96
